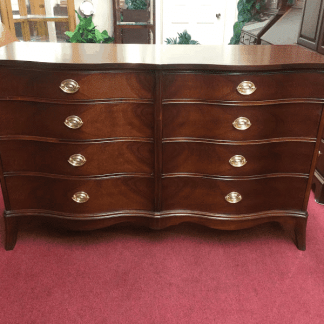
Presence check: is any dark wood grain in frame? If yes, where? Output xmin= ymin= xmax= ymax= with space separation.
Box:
xmin=0 ymin=101 xmax=154 ymax=139
xmin=162 ymin=176 xmax=308 ymax=214
xmin=163 ymin=141 xmax=315 ymax=176
xmin=0 ymin=68 xmax=155 ymax=100
xmin=5 ymin=175 xmax=154 ymax=213
xmin=162 ymin=103 xmax=322 ymax=140
xmin=1 ymin=43 xmax=324 ymax=250
xmin=0 ymin=140 xmax=154 ymax=175
xmin=162 ymin=71 xmax=324 ymax=101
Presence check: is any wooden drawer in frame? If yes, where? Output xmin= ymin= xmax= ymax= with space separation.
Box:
xmin=5 ymin=175 xmax=154 ymax=213
xmin=162 ymin=176 xmax=308 ymax=214
xmin=0 ymin=140 xmax=154 ymax=176
xmin=0 ymin=68 xmax=154 ymax=100
xmin=0 ymin=101 xmax=153 ymax=140
xmin=162 ymin=71 xmax=324 ymax=101
xmin=163 ymin=103 xmax=322 ymax=140
xmin=163 ymin=141 xmax=315 ymax=176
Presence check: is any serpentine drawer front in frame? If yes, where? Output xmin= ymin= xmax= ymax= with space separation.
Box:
xmin=1 ymin=43 xmax=324 ymax=250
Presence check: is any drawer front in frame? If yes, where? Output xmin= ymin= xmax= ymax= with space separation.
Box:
xmin=163 ymin=141 xmax=315 ymax=176
xmin=162 ymin=176 xmax=308 ymax=214
xmin=163 ymin=103 xmax=322 ymax=140
xmin=0 ymin=69 xmax=154 ymax=100
xmin=0 ymin=102 xmax=153 ymax=139
xmin=0 ymin=140 xmax=154 ymax=175
xmin=6 ymin=176 xmax=154 ymax=213
xmin=162 ymin=72 xmax=324 ymax=101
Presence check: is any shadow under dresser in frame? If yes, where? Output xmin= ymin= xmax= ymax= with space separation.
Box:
xmin=1 ymin=43 xmax=324 ymax=250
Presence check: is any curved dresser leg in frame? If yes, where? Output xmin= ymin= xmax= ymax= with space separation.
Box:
xmin=294 ymin=217 xmax=307 ymax=251
xmin=4 ymin=213 xmax=18 ymax=251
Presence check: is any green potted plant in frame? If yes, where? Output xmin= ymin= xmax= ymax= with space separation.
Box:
xmin=122 ymin=0 xmax=150 ymax=23
xmin=165 ymin=30 xmax=200 ymax=45
xmin=65 ymin=11 xmax=114 ymax=43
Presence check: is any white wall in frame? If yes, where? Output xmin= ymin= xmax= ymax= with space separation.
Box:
xmin=74 ymin=0 xmax=114 ymax=36
xmin=75 ymin=0 xmax=238 ymax=44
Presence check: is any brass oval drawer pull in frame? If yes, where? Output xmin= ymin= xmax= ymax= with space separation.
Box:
xmin=229 ymin=155 xmax=247 ymax=168
xmin=225 ymin=192 xmax=242 ymax=204
xmin=60 ymin=79 xmax=80 ymax=94
xmin=68 ymin=154 xmax=86 ymax=167
xmin=233 ymin=117 xmax=251 ymax=130
xmin=64 ymin=115 xmax=83 ymax=129
xmin=72 ymin=191 xmax=89 ymax=203
xmin=237 ymin=81 xmax=256 ymax=95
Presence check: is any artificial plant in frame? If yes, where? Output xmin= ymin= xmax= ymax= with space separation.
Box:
xmin=229 ymin=0 xmax=266 ymax=44
xmin=65 ymin=11 xmax=114 ymax=44
xmin=125 ymin=0 xmax=148 ymax=10
xmin=165 ymin=30 xmax=199 ymax=45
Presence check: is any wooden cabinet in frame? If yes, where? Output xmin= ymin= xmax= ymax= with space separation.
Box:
xmin=1 ymin=43 xmax=324 ymax=250
xmin=297 ymin=0 xmax=324 ymax=54
xmin=112 ymin=0 xmax=155 ymax=44
xmin=0 ymin=0 xmax=76 ymax=42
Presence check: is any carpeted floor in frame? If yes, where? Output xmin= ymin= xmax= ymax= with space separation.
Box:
xmin=0 ymin=187 xmax=323 ymax=324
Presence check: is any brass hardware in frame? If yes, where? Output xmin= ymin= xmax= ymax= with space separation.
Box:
xmin=64 ymin=115 xmax=83 ymax=129
xmin=229 ymin=155 xmax=247 ymax=168
xmin=232 ymin=117 xmax=251 ymax=130
xmin=72 ymin=191 xmax=89 ymax=203
xmin=60 ymin=79 xmax=80 ymax=94
xmin=68 ymin=154 xmax=86 ymax=167
xmin=225 ymin=192 xmax=242 ymax=204
xmin=237 ymin=81 xmax=256 ymax=95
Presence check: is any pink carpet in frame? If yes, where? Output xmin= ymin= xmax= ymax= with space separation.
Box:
xmin=0 ymin=186 xmax=324 ymax=324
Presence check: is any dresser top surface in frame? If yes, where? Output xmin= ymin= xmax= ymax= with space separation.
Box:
xmin=1 ymin=42 xmax=324 ymax=71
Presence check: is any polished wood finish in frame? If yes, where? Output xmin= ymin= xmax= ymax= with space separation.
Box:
xmin=0 ymin=140 xmax=154 ymax=175
xmin=163 ymin=141 xmax=315 ymax=176
xmin=6 ymin=176 xmax=154 ymax=213
xmin=0 ymin=101 xmax=153 ymax=139
xmin=162 ymin=176 xmax=308 ymax=214
xmin=0 ymin=69 xmax=155 ymax=100
xmin=1 ymin=43 xmax=324 ymax=250
xmin=163 ymin=103 xmax=322 ymax=140
xmin=162 ymin=72 xmax=324 ymax=101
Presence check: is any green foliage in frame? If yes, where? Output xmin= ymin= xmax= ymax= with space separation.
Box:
xmin=229 ymin=0 xmax=266 ymax=44
xmin=165 ymin=30 xmax=199 ymax=45
xmin=125 ymin=0 xmax=147 ymax=10
xmin=65 ymin=11 xmax=114 ymax=44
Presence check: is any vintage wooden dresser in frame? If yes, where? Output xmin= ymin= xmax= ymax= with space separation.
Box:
xmin=1 ymin=43 xmax=324 ymax=250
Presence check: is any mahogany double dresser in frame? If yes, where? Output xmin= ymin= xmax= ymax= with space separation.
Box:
xmin=1 ymin=43 xmax=324 ymax=250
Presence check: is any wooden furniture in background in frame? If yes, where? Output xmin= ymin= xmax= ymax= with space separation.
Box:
xmin=1 ymin=43 xmax=324 ymax=250
xmin=239 ymin=0 xmax=288 ymax=45
xmin=112 ymin=0 xmax=155 ymax=44
xmin=297 ymin=0 xmax=324 ymax=54
xmin=0 ymin=22 xmax=18 ymax=46
xmin=0 ymin=0 xmax=76 ymax=42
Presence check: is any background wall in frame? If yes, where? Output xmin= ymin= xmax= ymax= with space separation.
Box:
xmin=74 ymin=0 xmax=114 ymax=36
xmin=75 ymin=0 xmax=238 ymax=45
